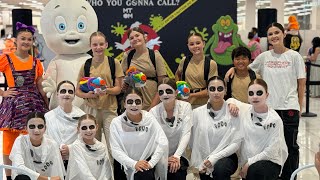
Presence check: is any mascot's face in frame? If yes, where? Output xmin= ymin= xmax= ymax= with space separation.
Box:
xmin=40 ymin=0 xmax=98 ymax=55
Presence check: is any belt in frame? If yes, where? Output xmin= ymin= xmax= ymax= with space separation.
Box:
xmin=147 ymin=77 xmax=157 ymax=82
xmin=190 ymin=87 xmax=206 ymax=93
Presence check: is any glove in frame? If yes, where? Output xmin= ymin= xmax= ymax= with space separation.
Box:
xmin=42 ymin=76 xmax=56 ymax=98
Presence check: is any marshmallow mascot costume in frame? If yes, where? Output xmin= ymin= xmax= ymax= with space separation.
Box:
xmin=41 ymin=0 xmax=98 ymax=109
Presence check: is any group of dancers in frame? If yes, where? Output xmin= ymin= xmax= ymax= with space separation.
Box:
xmin=0 ymin=21 xmax=306 ymax=180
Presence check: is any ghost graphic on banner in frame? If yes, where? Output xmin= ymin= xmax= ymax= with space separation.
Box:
xmin=41 ymin=0 xmax=98 ymax=109
xmin=115 ymin=21 xmax=162 ymax=51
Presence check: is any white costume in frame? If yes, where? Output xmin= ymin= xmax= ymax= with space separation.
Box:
xmin=9 ymin=135 xmax=65 ymax=180
xmin=110 ymin=110 xmax=168 ymax=180
xmin=40 ymin=0 xmax=98 ymax=109
xmin=45 ymin=105 xmax=85 ymax=145
xmin=149 ymin=100 xmax=192 ymax=158
xmin=66 ymin=137 xmax=113 ymax=180
xmin=191 ymin=101 xmax=242 ymax=175
xmin=249 ymin=49 xmax=305 ymax=110
xmin=228 ymin=98 xmax=288 ymax=175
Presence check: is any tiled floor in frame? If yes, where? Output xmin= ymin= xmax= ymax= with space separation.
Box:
xmin=1 ymin=97 xmax=320 ymax=180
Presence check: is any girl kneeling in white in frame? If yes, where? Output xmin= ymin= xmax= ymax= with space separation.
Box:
xmin=110 ymin=88 xmax=168 ymax=180
xmin=191 ymin=76 xmax=242 ymax=180
xmin=227 ymin=79 xmax=288 ymax=180
xmin=45 ymin=80 xmax=85 ymax=167
xmin=150 ymin=79 xmax=192 ymax=180
xmin=66 ymin=114 xmax=113 ymax=180
xmin=10 ymin=112 xmax=65 ymax=180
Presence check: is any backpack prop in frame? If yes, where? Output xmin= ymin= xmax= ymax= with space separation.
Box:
xmin=181 ymin=56 xmax=211 ymax=82
xmin=79 ymin=77 xmax=107 ymax=93
xmin=225 ymin=69 xmax=256 ymax=99
xmin=124 ymin=66 xmax=147 ymax=87
xmin=127 ymin=49 xmax=158 ymax=82
xmin=176 ymin=81 xmax=191 ymax=100
xmin=84 ymin=57 xmax=124 ymax=115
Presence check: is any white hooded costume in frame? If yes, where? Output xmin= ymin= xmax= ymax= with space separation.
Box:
xmin=40 ymin=0 xmax=98 ymax=109
xmin=227 ymin=98 xmax=288 ymax=175
xmin=9 ymin=135 xmax=65 ymax=180
xmin=45 ymin=105 xmax=85 ymax=145
xmin=109 ymin=110 xmax=168 ymax=180
xmin=149 ymin=100 xmax=192 ymax=158
xmin=191 ymin=101 xmax=243 ymax=175
xmin=66 ymin=136 xmax=113 ymax=180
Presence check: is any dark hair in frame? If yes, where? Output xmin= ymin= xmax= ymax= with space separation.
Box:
xmin=187 ymin=32 xmax=204 ymax=43
xmin=248 ymin=32 xmax=254 ymax=39
xmin=232 ymin=46 xmax=251 ymax=61
xmin=123 ymin=87 xmax=144 ymax=102
xmin=57 ymin=80 xmax=75 ymax=92
xmin=27 ymin=112 xmax=46 ymax=125
xmin=78 ymin=114 xmax=97 ymax=128
xmin=251 ymin=27 xmax=258 ymax=34
xmin=127 ymin=27 xmax=145 ymax=38
xmin=312 ymin=37 xmax=320 ymax=54
xmin=16 ymin=29 xmax=34 ymax=37
xmin=89 ymin=31 xmax=107 ymax=45
xmin=160 ymin=78 xmax=177 ymax=90
xmin=207 ymin=76 xmax=226 ymax=88
xmin=248 ymin=79 xmax=268 ymax=93
xmin=268 ymin=43 xmax=274 ymax=50
xmin=266 ymin=22 xmax=285 ymax=34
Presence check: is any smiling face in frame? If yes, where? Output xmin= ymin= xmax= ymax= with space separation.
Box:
xmin=208 ymin=79 xmax=225 ymax=103
xmin=16 ymin=31 xmax=33 ymax=52
xmin=40 ymin=0 xmax=98 ymax=54
xmin=267 ymin=26 xmax=285 ymax=47
xmin=27 ymin=118 xmax=46 ymax=144
xmin=78 ymin=119 xmax=97 ymax=141
xmin=124 ymin=93 xmax=143 ymax=115
xmin=233 ymin=55 xmax=250 ymax=71
xmin=128 ymin=30 xmax=146 ymax=49
xmin=90 ymin=35 xmax=107 ymax=57
xmin=158 ymin=84 xmax=176 ymax=104
xmin=248 ymin=84 xmax=268 ymax=108
xmin=187 ymin=35 xmax=205 ymax=55
xmin=57 ymin=82 xmax=75 ymax=105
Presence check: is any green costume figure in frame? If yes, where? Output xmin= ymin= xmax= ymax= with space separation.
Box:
xmin=204 ymin=15 xmax=253 ymax=66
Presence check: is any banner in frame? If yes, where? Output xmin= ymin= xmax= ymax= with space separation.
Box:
xmin=89 ymin=0 xmax=237 ymax=77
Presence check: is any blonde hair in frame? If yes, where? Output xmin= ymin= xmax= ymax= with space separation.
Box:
xmin=89 ymin=31 xmax=107 ymax=44
xmin=160 ymin=78 xmax=177 ymax=90
xmin=77 ymin=114 xmax=97 ymax=128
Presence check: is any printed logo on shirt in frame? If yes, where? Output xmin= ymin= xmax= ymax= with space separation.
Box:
xmin=135 ymin=126 xmax=149 ymax=132
xmin=266 ymin=61 xmax=291 ymax=68
xmin=176 ymin=118 xmax=182 ymax=126
xmin=213 ymin=121 xmax=227 ymax=129
xmin=263 ymin=123 xmax=276 ymax=130
xmin=290 ymin=36 xmax=301 ymax=50
xmin=97 ymin=158 xmax=105 ymax=165
xmin=41 ymin=161 xmax=53 ymax=172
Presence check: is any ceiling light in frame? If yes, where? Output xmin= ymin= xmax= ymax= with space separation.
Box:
xmin=285 ymin=2 xmax=295 ymax=5
xmin=297 ymin=12 xmax=311 ymax=16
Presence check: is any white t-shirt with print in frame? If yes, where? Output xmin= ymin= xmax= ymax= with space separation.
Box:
xmin=249 ymin=49 xmax=305 ymax=111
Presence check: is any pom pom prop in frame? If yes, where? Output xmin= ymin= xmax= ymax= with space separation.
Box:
xmin=2 ymin=38 xmax=16 ymax=54
xmin=79 ymin=77 xmax=107 ymax=93
xmin=176 ymin=81 xmax=191 ymax=99
xmin=124 ymin=66 xmax=147 ymax=87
